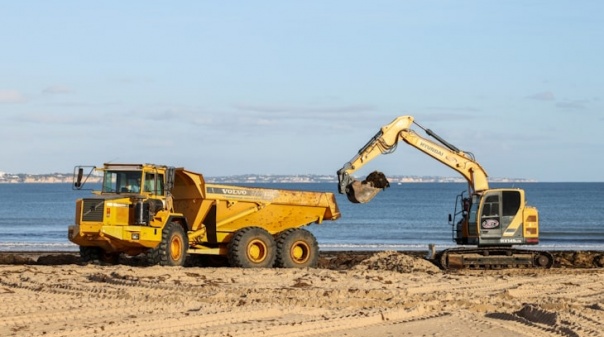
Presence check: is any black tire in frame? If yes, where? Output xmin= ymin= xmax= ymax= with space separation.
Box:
xmin=100 ymin=252 xmax=120 ymax=265
xmin=227 ymin=227 xmax=276 ymax=268
xmin=147 ymin=222 xmax=188 ymax=266
xmin=275 ymin=228 xmax=319 ymax=268
xmin=80 ymin=246 xmax=120 ymax=265
xmin=438 ymin=251 xmax=448 ymax=270
xmin=79 ymin=246 xmax=102 ymax=265
xmin=534 ymin=252 xmax=553 ymax=268
xmin=593 ymin=254 xmax=604 ymax=268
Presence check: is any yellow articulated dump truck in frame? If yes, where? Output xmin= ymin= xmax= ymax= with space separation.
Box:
xmin=68 ymin=163 xmax=340 ymax=268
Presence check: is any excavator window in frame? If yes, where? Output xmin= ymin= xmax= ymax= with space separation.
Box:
xmin=480 ymin=193 xmax=502 ymax=231
xmin=482 ymin=195 xmax=500 ymax=217
xmin=502 ymin=191 xmax=521 ymax=216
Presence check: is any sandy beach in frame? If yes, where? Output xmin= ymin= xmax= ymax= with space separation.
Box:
xmin=1 ymin=251 xmax=603 ymax=337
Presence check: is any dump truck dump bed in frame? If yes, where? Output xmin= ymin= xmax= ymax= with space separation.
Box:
xmin=172 ymin=169 xmax=340 ymax=236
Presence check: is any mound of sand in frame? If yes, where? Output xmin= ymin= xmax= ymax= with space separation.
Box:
xmin=353 ymin=250 xmax=441 ymax=273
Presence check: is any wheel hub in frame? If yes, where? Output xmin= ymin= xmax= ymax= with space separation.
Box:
xmin=291 ymin=241 xmax=310 ymax=263
xmin=247 ymin=239 xmax=267 ymax=262
xmin=170 ymin=236 xmax=183 ymax=261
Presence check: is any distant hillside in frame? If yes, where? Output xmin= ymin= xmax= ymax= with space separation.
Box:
xmin=0 ymin=172 xmax=536 ymax=184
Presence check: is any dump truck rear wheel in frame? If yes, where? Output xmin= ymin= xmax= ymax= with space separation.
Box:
xmin=275 ymin=228 xmax=319 ymax=268
xmin=147 ymin=222 xmax=188 ymax=266
xmin=228 ymin=227 xmax=276 ymax=268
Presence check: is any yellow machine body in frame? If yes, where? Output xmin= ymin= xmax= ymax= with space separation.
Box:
xmin=69 ymin=164 xmax=340 ymax=267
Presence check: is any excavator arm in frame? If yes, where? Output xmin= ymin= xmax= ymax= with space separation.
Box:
xmin=337 ymin=115 xmax=490 ymax=203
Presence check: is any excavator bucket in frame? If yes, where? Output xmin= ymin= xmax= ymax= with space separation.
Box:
xmin=345 ymin=171 xmax=390 ymax=203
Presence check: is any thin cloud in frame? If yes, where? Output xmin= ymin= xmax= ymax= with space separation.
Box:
xmin=0 ymin=90 xmax=26 ymax=103
xmin=137 ymin=108 xmax=216 ymax=125
xmin=45 ymin=101 xmax=122 ymax=107
xmin=233 ymin=103 xmax=376 ymax=116
xmin=556 ymin=100 xmax=587 ymax=109
xmin=114 ymin=77 xmax=154 ymax=84
xmin=526 ymin=91 xmax=555 ymax=101
xmin=425 ymin=106 xmax=480 ymax=113
xmin=420 ymin=112 xmax=478 ymax=122
xmin=43 ymin=85 xmax=72 ymax=94
xmin=10 ymin=112 xmax=116 ymax=125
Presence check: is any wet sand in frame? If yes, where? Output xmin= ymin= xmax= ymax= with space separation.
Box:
xmin=1 ymin=250 xmax=603 ymax=337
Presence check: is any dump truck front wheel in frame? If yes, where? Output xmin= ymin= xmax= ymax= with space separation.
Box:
xmin=80 ymin=246 xmax=102 ymax=265
xmin=79 ymin=246 xmax=119 ymax=265
xmin=147 ymin=222 xmax=188 ymax=266
xmin=228 ymin=227 xmax=276 ymax=268
xmin=275 ymin=228 xmax=319 ymax=268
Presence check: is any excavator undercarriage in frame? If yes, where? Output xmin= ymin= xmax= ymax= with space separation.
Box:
xmin=436 ymin=247 xmax=555 ymax=270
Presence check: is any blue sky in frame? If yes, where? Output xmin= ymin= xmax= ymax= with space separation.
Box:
xmin=1 ymin=1 xmax=602 ymax=181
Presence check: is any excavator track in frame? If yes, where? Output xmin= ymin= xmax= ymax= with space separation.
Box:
xmin=437 ymin=247 xmax=555 ymax=270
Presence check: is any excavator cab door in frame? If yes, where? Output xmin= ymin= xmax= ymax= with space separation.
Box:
xmin=478 ymin=192 xmax=503 ymax=240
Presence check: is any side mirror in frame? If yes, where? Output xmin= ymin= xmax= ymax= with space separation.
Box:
xmin=74 ymin=168 xmax=84 ymax=189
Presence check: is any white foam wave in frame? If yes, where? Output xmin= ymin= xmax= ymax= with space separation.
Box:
xmin=0 ymin=242 xmax=79 ymax=252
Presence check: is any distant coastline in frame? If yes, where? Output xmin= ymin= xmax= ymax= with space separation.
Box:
xmin=0 ymin=172 xmax=536 ymax=184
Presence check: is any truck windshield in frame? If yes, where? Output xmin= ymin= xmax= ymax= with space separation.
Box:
xmin=102 ymin=170 xmax=143 ymax=193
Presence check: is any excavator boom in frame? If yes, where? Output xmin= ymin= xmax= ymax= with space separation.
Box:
xmin=337 ymin=115 xmax=489 ymax=203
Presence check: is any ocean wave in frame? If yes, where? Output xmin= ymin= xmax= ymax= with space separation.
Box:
xmin=318 ymin=242 xmax=604 ymax=251
xmin=0 ymin=242 xmax=79 ymax=252
xmin=318 ymin=243 xmax=457 ymax=251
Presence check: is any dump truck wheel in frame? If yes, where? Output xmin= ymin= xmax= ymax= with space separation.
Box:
xmin=79 ymin=246 xmax=102 ymax=265
xmin=80 ymin=247 xmax=120 ymax=265
xmin=100 ymin=252 xmax=120 ymax=265
xmin=228 ymin=227 xmax=276 ymax=268
xmin=148 ymin=222 xmax=188 ymax=266
xmin=275 ymin=228 xmax=319 ymax=268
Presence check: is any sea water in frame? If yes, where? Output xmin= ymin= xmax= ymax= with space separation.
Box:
xmin=0 ymin=182 xmax=603 ymax=252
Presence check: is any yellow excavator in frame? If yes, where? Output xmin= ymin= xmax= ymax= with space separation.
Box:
xmin=337 ymin=115 xmax=554 ymax=269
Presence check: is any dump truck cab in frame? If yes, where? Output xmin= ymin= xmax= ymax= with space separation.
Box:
xmin=70 ymin=164 xmax=183 ymax=263
xmin=97 ymin=164 xmax=175 ymax=227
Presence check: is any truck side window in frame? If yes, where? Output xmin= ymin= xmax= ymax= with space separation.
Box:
xmin=157 ymin=174 xmax=164 ymax=195
xmin=145 ymin=173 xmax=165 ymax=195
